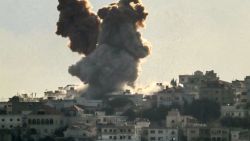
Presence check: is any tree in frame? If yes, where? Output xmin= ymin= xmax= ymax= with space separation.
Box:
xmin=184 ymin=99 xmax=221 ymax=123
xmin=170 ymin=79 xmax=177 ymax=87
xmin=108 ymin=97 xmax=134 ymax=108
xmin=122 ymin=108 xmax=136 ymax=121
xmin=54 ymin=126 xmax=68 ymax=137
xmin=39 ymin=136 xmax=55 ymax=141
xmin=141 ymin=106 xmax=170 ymax=122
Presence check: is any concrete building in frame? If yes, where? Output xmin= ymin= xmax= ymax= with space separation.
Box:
xmin=179 ymin=70 xmax=219 ymax=99
xmin=166 ymin=109 xmax=205 ymax=128
xmin=0 ymin=115 xmax=22 ymax=129
xmin=186 ymin=127 xmax=230 ymax=141
xmin=186 ymin=127 xmax=210 ymax=141
xmin=156 ymin=87 xmax=194 ymax=107
xmin=221 ymin=105 xmax=249 ymax=118
xmin=210 ymin=128 xmax=230 ymax=141
xmin=97 ymin=125 xmax=140 ymax=141
xmin=64 ymin=123 xmax=97 ymax=141
xmin=231 ymin=129 xmax=250 ymax=141
xmin=143 ymin=127 xmax=179 ymax=141
xmin=199 ymin=80 xmax=235 ymax=105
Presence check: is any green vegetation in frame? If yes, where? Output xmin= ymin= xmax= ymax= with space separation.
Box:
xmin=108 ymin=97 xmax=134 ymax=108
xmin=183 ymin=99 xmax=221 ymax=123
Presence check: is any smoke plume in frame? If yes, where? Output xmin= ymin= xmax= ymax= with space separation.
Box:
xmin=56 ymin=0 xmax=100 ymax=55
xmin=56 ymin=0 xmax=151 ymax=99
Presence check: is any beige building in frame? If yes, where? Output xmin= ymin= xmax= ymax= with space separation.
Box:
xmin=166 ymin=109 xmax=205 ymax=128
xmin=143 ymin=127 xmax=178 ymax=141
xmin=97 ymin=125 xmax=140 ymax=141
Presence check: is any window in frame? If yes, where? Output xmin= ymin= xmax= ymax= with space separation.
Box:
xmin=109 ymin=136 xmax=112 ymax=139
xmin=49 ymin=119 xmax=53 ymax=124
xmin=158 ymin=130 xmax=163 ymax=134
xmin=150 ymin=130 xmax=155 ymax=134
xmin=41 ymin=119 xmax=45 ymax=124
xmin=45 ymin=119 xmax=49 ymax=124
xmin=2 ymin=119 xmax=4 ymax=122
xmin=128 ymin=136 xmax=131 ymax=140
xmin=128 ymin=129 xmax=131 ymax=133
xmin=2 ymin=125 xmax=4 ymax=128
xmin=150 ymin=137 xmax=156 ymax=141
xmin=17 ymin=118 xmax=20 ymax=121
xmin=191 ymin=130 xmax=196 ymax=134
xmin=37 ymin=119 xmax=40 ymax=125
xmin=32 ymin=119 xmax=36 ymax=124
xmin=10 ymin=118 xmax=13 ymax=121
xmin=158 ymin=137 xmax=163 ymax=141
xmin=10 ymin=125 xmax=13 ymax=128
xmin=104 ymin=129 xmax=107 ymax=133
xmin=171 ymin=131 xmax=175 ymax=135
xmin=109 ymin=129 xmax=112 ymax=132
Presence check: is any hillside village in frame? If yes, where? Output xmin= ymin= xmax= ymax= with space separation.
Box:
xmin=0 ymin=70 xmax=250 ymax=141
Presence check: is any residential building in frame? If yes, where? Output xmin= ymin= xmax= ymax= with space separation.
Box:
xmin=199 ymin=80 xmax=235 ymax=105
xmin=97 ymin=125 xmax=140 ymax=141
xmin=0 ymin=115 xmax=22 ymax=129
xmin=221 ymin=105 xmax=249 ymax=118
xmin=231 ymin=129 xmax=250 ymax=141
xmin=143 ymin=126 xmax=178 ymax=141
xmin=156 ymin=87 xmax=194 ymax=107
xmin=186 ymin=127 xmax=210 ymax=141
xmin=186 ymin=127 xmax=230 ymax=141
xmin=166 ymin=109 xmax=205 ymax=128
xmin=210 ymin=128 xmax=230 ymax=141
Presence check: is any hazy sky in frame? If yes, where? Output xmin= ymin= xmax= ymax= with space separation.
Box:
xmin=1 ymin=0 xmax=250 ymax=99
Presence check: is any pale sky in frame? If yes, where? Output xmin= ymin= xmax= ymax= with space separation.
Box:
xmin=1 ymin=0 xmax=250 ymax=98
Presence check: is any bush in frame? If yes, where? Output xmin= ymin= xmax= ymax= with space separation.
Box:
xmin=183 ymin=99 xmax=221 ymax=123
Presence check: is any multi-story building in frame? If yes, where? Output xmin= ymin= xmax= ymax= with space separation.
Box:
xmin=231 ymin=129 xmax=250 ymax=141
xmin=221 ymin=105 xmax=249 ymax=118
xmin=156 ymin=87 xmax=194 ymax=107
xmin=186 ymin=127 xmax=210 ymax=141
xmin=186 ymin=127 xmax=230 ymax=141
xmin=143 ymin=126 xmax=178 ymax=141
xmin=0 ymin=115 xmax=22 ymax=129
xmin=179 ymin=70 xmax=220 ymax=99
xmin=210 ymin=128 xmax=230 ymax=141
xmin=166 ymin=109 xmax=205 ymax=128
xmin=199 ymin=80 xmax=235 ymax=105
xmin=97 ymin=125 xmax=140 ymax=141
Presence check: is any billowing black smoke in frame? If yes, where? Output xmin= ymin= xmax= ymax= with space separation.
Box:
xmin=56 ymin=0 xmax=100 ymax=55
xmin=56 ymin=0 xmax=151 ymax=99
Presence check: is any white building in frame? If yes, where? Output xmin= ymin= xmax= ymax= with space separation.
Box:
xmin=0 ymin=115 xmax=22 ymax=129
xmin=221 ymin=105 xmax=249 ymax=118
xmin=144 ymin=127 xmax=179 ymax=141
xmin=64 ymin=123 xmax=96 ymax=141
xmin=166 ymin=109 xmax=205 ymax=128
xmin=231 ymin=129 xmax=250 ymax=141
xmin=156 ymin=87 xmax=194 ymax=107
xmin=96 ymin=115 xmax=127 ymax=126
xmin=97 ymin=125 xmax=140 ymax=141
xmin=76 ymin=97 xmax=103 ymax=109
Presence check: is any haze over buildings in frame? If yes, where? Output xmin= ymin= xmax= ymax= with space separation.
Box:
xmin=1 ymin=0 xmax=250 ymax=98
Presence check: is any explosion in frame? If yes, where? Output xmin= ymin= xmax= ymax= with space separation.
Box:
xmin=56 ymin=0 xmax=151 ymax=99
